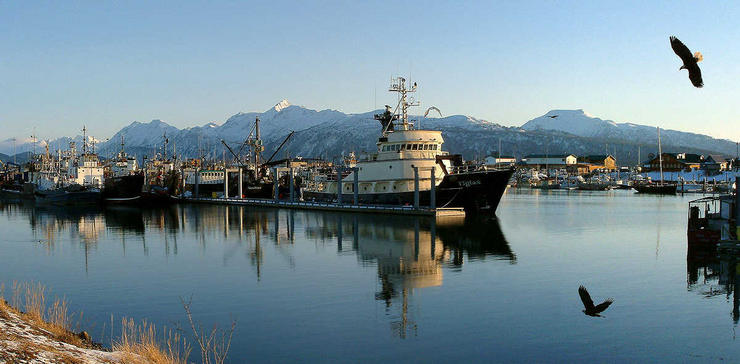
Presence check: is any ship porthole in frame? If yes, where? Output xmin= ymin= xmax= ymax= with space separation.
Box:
xmin=389 ymin=166 xmax=392 ymax=169
xmin=383 ymin=187 xmax=386 ymax=190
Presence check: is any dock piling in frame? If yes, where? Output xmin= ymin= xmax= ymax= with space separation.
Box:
xmin=238 ymin=167 xmax=243 ymax=199
xmin=289 ymin=168 xmax=294 ymax=202
xmin=273 ymin=168 xmax=279 ymax=200
xmin=413 ymin=166 xmax=420 ymax=209
xmin=224 ymin=168 xmax=228 ymax=199
xmin=430 ymin=167 xmax=436 ymax=209
xmin=736 ymin=177 xmax=739 ymax=239
xmin=194 ymin=168 xmax=199 ymax=198
xmin=337 ymin=167 xmax=343 ymax=205
xmin=353 ymin=168 xmax=359 ymax=206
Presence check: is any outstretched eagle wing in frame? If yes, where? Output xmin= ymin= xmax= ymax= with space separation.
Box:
xmin=687 ymin=63 xmax=703 ymax=88
xmin=578 ymin=286 xmax=594 ymax=310
xmin=670 ymin=36 xmax=695 ymax=65
xmin=593 ymin=299 xmax=613 ymax=313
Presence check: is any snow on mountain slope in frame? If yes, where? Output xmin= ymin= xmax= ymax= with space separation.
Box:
xmin=3 ymin=103 xmax=736 ymax=165
xmin=522 ymin=109 xmax=737 ymax=154
xmin=521 ymin=109 xmax=617 ymax=137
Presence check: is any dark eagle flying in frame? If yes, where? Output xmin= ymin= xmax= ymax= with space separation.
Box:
xmin=670 ymin=36 xmax=703 ymax=88
xmin=578 ymin=285 xmax=613 ymax=317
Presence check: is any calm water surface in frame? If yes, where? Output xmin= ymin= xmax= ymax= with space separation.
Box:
xmin=0 ymin=189 xmax=737 ymax=362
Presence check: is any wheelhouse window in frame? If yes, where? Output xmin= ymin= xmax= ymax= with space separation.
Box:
xmin=412 ymin=144 xmax=418 ymax=150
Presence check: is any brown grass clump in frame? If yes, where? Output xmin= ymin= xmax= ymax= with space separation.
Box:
xmin=5 ymin=281 xmax=89 ymax=348
xmin=113 ymin=317 xmax=191 ymax=364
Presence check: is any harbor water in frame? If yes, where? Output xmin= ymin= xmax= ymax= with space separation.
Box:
xmin=0 ymin=189 xmax=737 ymax=362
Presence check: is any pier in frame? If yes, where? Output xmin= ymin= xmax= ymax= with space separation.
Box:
xmin=184 ymin=164 xmax=466 ymax=217
xmin=185 ymin=197 xmax=466 ymax=217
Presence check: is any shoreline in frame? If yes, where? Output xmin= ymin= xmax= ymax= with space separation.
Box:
xmin=0 ymin=297 xmax=127 ymax=363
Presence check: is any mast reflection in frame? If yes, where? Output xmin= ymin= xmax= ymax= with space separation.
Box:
xmin=1 ymin=201 xmax=516 ymax=336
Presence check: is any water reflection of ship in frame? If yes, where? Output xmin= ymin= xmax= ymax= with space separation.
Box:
xmin=310 ymin=213 xmax=515 ymax=338
xmin=687 ymin=245 xmax=740 ymax=323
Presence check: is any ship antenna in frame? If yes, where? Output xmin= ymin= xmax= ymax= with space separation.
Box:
xmin=388 ymin=77 xmax=419 ymax=130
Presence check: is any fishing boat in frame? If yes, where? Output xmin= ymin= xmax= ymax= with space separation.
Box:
xmin=35 ymin=184 xmax=101 ymax=205
xmin=635 ymin=127 xmax=677 ymax=195
xmin=302 ymin=77 xmax=514 ymax=213
xmin=103 ymin=137 xmax=145 ymax=203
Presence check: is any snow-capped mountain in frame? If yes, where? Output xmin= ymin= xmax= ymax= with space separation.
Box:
xmin=522 ymin=109 xmax=736 ymax=154
xmin=1 ymin=103 xmax=736 ymax=167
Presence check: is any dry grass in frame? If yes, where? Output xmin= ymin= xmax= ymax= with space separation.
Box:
xmin=3 ymin=281 xmax=89 ymax=348
xmin=1 ymin=281 xmax=235 ymax=364
xmin=113 ymin=317 xmax=190 ymax=364
xmin=181 ymin=296 xmax=236 ymax=364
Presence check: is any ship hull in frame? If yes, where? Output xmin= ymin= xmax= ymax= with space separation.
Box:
xmin=103 ymin=175 xmax=144 ymax=200
xmin=634 ymin=184 xmax=677 ymax=195
xmin=303 ymin=168 xmax=514 ymax=213
xmin=35 ymin=190 xmax=101 ymax=205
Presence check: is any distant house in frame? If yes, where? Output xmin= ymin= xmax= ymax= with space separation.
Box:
xmin=644 ymin=153 xmax=703 ymax=172
xmin=676 ymin=153 xmax=703 ymax=170
xmin=523 ymin=154 xmax=577 ymax=168
xmin=703 ymin=155 xmax=728 ymax=175
xmin=485 ymin=155 xmax=516 ymax=166
xmin=575 ymin=155 xmax=617 ymax=172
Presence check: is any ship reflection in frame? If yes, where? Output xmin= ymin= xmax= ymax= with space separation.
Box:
xmin=687 ymin=244 xmax=740 ymax=323
xmin=1 ymin=201 xmax=516 ymax=336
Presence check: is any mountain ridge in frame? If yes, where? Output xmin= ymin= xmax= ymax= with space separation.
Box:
xmin=0 ymin=104 xmax=736 ymax=167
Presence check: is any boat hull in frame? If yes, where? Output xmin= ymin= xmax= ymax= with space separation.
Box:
xmin=103 ymin=175 xmax=144 ymax=200
xmin=634 ymin=184 xmax=677 ymax=195
xmin=35 ymin=190 xmax=101 ymax=205
xmin=303 ymin=168 xmax=514 ymax=213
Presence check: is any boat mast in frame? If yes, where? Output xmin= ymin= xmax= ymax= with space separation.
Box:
xmin=657 ymin=127 xmax=664 ymax=184
xmin=255 ymin=116 xmax=262 ymax=165
xmin=389 ymin=77 xmax=418 ymax=131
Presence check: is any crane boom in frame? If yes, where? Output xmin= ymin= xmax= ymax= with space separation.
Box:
xmin=264 ymin=131 xmax=295 ymax=165
xmin=220 ymin=139 xmax=244 ymax=165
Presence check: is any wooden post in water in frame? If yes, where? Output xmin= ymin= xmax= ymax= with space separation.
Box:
xmin=430 ymin=167 xmax=436 ymax=209
xmin=736 ymin=177 xmax=740 ymax=239
xmin=194 ymin=168 xmax=199 ymax=198
xmin=337 ymin=167 xmax=343 ymax=205
xmin=273 ymin=168 xmax=279 ymax=200
xmin=353 ymin=167 xmax=359 ymax=206
xmin=238 ymin=167 xmax=243 ymax=199
xmin=180 ymin=168 xmax=185 ymax=197
xmin=289 ymin=168 xmax=294 ymax=202
xmin=224 ymin=168 xmax=228 ymax=199
xmin=413 ymin=166 xmax=420 ymax=209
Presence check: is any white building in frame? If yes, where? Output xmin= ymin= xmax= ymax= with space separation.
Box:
xmin=485 ymin=155 xmax=517 ymax=166
xmin=523 ymin=154 xmax=577 ymax=167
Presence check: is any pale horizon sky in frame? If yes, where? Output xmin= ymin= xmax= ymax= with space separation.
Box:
xmin=2 ymin=1 xmax=739 ymax=142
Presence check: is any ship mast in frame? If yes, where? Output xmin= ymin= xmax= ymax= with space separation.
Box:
xmin=388 ymin=77 xmax=419 ymax=131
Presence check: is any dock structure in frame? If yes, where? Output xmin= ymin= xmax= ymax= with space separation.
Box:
xmin=186 ymin=165 xmax=465 ymax=217
xmin=185 ymin=197 xmax=465 ymax=217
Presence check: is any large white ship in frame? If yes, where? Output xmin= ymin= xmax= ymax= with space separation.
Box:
xmin=303 ymin=77 xmax=514 ymax=213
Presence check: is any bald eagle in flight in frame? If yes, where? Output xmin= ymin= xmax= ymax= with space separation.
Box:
xmin=670 ymin=36 xmax=703 ymax=88
xmin=578 ymin=285 xmax=613 ymax=317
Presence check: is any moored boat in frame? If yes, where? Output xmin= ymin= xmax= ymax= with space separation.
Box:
xmin=302 ymin=77 xmax=513 ymax=214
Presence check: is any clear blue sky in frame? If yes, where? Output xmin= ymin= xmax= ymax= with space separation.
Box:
xmin=2 ymin=0 xmax=739 ymax=142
